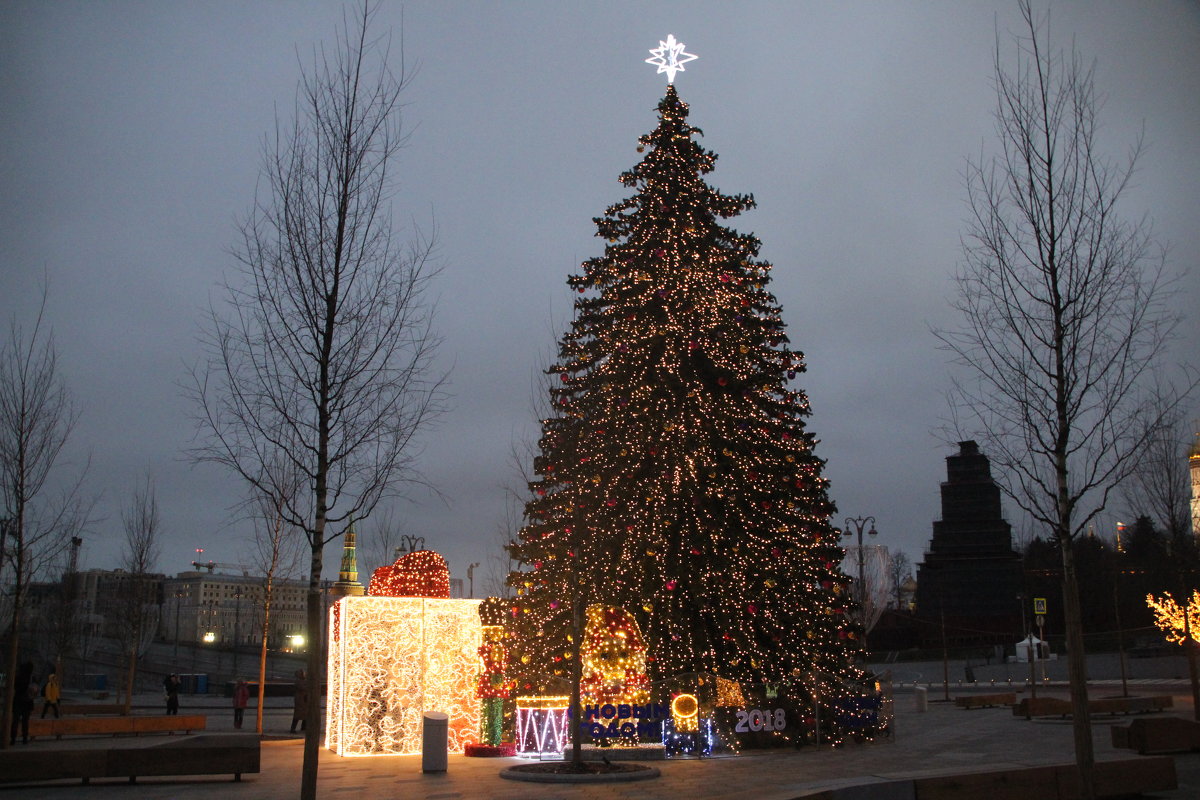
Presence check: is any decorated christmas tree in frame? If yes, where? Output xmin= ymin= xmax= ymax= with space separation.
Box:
xmin=508 ymin=38 xmax=869 ymax=737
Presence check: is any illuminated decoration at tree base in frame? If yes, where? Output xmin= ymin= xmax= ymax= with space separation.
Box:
xmin=515 ymin=695 xmax=570 ymax=756
xmin=326 ymin=596 xmax=482 ymax=756
xmin=663 ymin=716 xmax=714 ymax=758
xmin=476 ymin=597 xmax=514 ymax=746
xmin=580 ymin=605 xmax=650 ymax=745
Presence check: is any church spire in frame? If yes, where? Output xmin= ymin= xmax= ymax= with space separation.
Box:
xmin=331 ymin=520 xmax=366 ymax=597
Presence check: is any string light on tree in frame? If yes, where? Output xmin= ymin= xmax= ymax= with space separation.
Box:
xmin=507 ymin=35 xmax=877 ymax=747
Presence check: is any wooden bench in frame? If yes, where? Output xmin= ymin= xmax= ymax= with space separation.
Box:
xmin=1090 ymin=695 xmax=1172 ymax=714
xmin=29 ymin=714 xmax=206 ymax=740
xmin=1013 ymin=695 xmax=1172 ymax=719
xmin=1111 ymin=716 xmax=1200 ymax=755
xmin=955 ymin=692 xmax=1017 ymax=709
xmin=1012 ymin=697 xmax=1072 ymax=717
xmin=58 ymin=703 xmax=127 ymax=715
xmin=0 ymin=733 xmax=258 ymax=785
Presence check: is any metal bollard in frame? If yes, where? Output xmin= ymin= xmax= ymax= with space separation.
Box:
xmin=422 ymin=711 xmax=449 ymax=773
xmin=914 ymin=686 xmax=928 ymax=713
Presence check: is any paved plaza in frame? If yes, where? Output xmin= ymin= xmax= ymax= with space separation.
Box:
xmin=3 ymin=657 xmax=1199 ymax=798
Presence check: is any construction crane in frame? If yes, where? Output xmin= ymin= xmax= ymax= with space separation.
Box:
xmin=190 ymin=558 xmax=254 ymax=577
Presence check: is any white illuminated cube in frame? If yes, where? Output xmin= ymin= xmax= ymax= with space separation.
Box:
xmin=326 ymin=596 xmax=482 ymax=756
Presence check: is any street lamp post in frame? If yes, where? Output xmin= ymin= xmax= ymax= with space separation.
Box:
xmin=467 ymin=562 xmax=480 ymax=599
xmin=842 ymin=516 xmax=878 ymax=616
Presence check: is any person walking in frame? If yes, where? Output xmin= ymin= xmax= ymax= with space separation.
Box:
xmin=290 ymin=669 xmax=307 ymax=733
xmin=163 ymin=673 xmax=181 ymax=715
xmin=232 ymin=679 xmax=249 ymax=729
xmin=40 ymin=672 xmax=61 ymax=718
xmin=9 ymin=662 xmax=35 ymax=745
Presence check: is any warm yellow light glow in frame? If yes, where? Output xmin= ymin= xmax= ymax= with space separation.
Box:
xmin=326 ymin=596 xmax=482 ymax=756
xmin=202 ymin=631 xmax=216 ymax=643
xmin=672 ymin=693 xmax=699 ymax=732
xmin=1146 ymin=590 xmax=1200 ymax=645
xmin=716 ymin=676 xmax=746 ymax=707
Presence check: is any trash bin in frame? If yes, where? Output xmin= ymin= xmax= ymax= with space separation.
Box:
xmin=422 ymin=711 xmax=449 ymax=773
xmin=914 ymin=685 xmax=928 ymax=712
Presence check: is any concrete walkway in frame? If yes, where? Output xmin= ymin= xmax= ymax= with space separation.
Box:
xmin=3 ymin=682 xmax=1198 ymax=799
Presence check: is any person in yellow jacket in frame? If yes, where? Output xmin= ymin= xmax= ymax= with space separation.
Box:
xmin=40 ymin=672 xmax=61 ymax=719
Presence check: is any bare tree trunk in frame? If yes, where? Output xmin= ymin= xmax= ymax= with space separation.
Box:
xmin=1060 ymin=541 xmax=1093 ymax=798
xmin=302 ymin=545 xmax=324 ymax=796
xmin=256 ymin=609 xmax=269 ymax=734
xmin=2 ymin=594 xmax=24 ymax=748
xmin=123 ymin=636 xmax=139 ymax=715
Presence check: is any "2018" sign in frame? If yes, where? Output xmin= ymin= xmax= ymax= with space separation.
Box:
xmin=734 ymin=708 xmax=786 ymax=732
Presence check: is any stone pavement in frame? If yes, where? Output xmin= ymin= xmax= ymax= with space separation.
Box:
xmin=3 ymin=683 xmax=1198 ymax=799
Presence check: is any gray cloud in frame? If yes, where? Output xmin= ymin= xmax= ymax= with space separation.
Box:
xmin=2 ymin=1 xmax=1197 ymax=584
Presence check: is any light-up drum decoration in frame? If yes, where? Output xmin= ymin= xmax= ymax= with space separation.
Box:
xmin=326 ymin=550 xmax=482 ymax=756
xmin=515 ymin=693 xmax=571 ymax=756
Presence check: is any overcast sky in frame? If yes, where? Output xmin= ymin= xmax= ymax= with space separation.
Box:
xmin=2 ymin=1 xmax=1197 ymax=591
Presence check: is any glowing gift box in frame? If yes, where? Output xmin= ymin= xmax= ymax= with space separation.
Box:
xmin=326 ymin=596 xmax=482 ymax=756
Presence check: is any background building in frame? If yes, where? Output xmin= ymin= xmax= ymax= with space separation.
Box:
xmin=915 ymin=441 xmax=1022 ymax=647
xmin=161 ymin=570 xmax=310 ymax=649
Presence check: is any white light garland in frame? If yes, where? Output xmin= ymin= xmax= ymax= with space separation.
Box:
xmin=326 ymin=596 xmax=482 ymax=756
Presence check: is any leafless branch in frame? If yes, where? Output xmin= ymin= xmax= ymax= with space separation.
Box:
xmin=183 ymin=4 xmax=443 ymax=794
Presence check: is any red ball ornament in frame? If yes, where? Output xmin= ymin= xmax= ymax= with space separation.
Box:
xmin=665 ymin=579 xmax=677 ymax=590
xmin=771 ymin=547 xmax=782 ymax=558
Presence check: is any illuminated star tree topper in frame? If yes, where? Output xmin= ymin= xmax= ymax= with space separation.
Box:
xmin=646 ymin=34 xmax=697 ymax=84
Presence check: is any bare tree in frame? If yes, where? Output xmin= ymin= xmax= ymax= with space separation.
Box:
xmin=242 ymin=462 xmax=305 ymax=734
xmin=0 ymin=287 xmax=87 ymax=749
xmin=843 ymin=543 xmax=891 ymax=633
xmin=936 ymin=3 xmax=1191 ymax=795
xmin=359 ymin=503 xmax=406 ymax=578
xmin=1120 ymin=397 xmax=1193 ymax=541
xmin=30 ymin=543 xmax=85 ymax=685
xmin=889 ymin=550 xmax=912 ymax=610
xmin=114 ymin=471 xmax=162 ymax=714
xmin=187 ymin=5 xmax=444 ymax=795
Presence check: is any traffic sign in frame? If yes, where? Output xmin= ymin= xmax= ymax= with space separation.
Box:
xmin=1033 ymin=597 xmax=1047 ymax=616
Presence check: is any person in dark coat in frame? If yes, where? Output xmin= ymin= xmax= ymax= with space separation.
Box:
xmin=290 ymin=669 xmax=307 ymax=733
xmin=9 ymin=662 xmax=35 ymax=745
xmin=163 ymin=673 xmax=181 ymax=715
xmin=232 ymin=679 xmax=249 ymax=729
